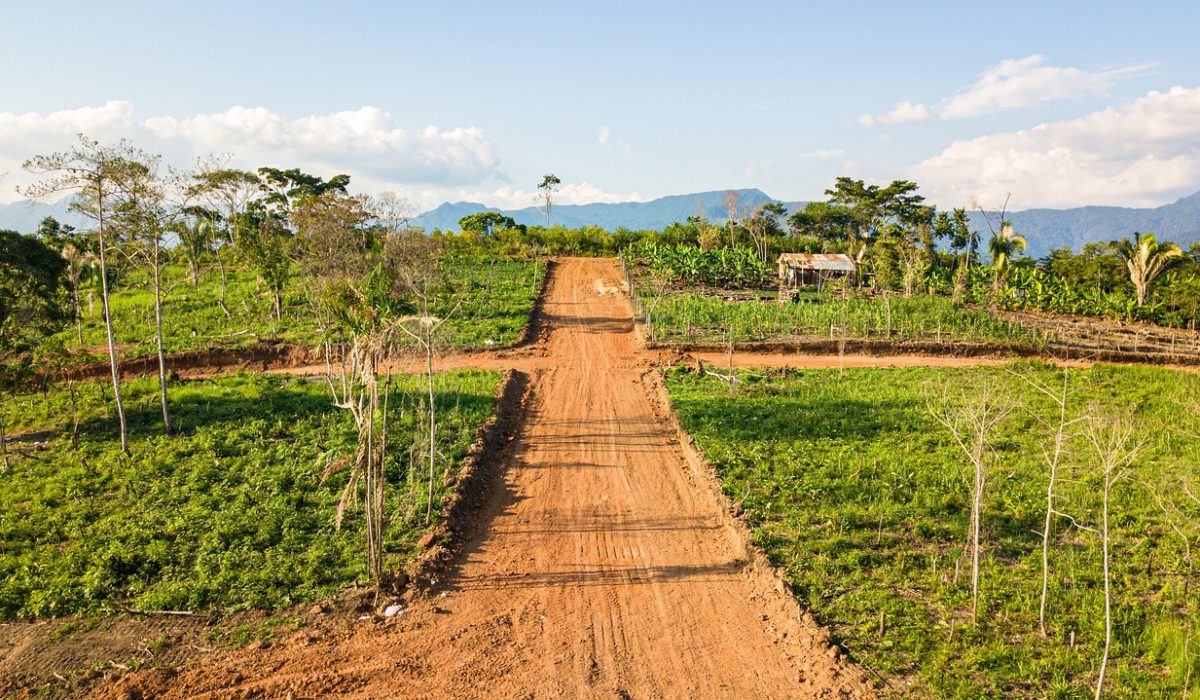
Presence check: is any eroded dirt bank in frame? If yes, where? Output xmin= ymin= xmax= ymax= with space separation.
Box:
xmin=91 ymin=257 xmax=873 ymax=699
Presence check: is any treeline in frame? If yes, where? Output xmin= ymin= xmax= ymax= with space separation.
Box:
xmin=443 ymin=178 xmax=1199 ymax=329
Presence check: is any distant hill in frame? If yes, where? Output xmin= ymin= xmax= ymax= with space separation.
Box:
xmin=976 ymin=192 xmax=1200 ymax=258
xmin=413 ymin=189 xmax=1200 ymax=259
xmin=5 ymin=189 xmax=1198 ymax=260
xmin=0 ymin=198 xmax=82 ymax=233
xmin=411 ymin=189 xmax=787 ymax=231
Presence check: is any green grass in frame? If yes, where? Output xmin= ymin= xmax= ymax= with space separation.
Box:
xmin=666 ymin=362 xmax=1200 ymax=698
xmin=0 ymin=369 xmax=502 ymax=620
xmin=640 ymin=289 xmax=1044 ymax=346
xmin=64 ymin=256 xmax=545 ymax=359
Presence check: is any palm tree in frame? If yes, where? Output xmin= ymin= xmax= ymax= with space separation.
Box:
xmin=989 ymin=221 xmax=1028 ymax=293
xmin=61 ymin=239 xmax=99 ymax=346
xmin=1114 ymin=231 xmax=1183 ymax=308
xmin=174 ymin=218 xmax=214 ymax=287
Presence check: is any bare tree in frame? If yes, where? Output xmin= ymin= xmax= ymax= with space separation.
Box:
xmin=22 ymin=136 xmax=158 ymax=452
xmin=723 ymin=190 xmax=741 ymax=247
xmin=1008 ymin=365 xmax=1079 ymax=636
xmin=1080 ymin=407 xmax=1142 ymax=700
xmin=390 ymin=231 xmax=458 ymax=525
xmin=928 ymin=378 xmax=1012 ymax=621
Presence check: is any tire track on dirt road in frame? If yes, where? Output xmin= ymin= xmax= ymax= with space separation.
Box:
xmin=94 ymin=257 xmax=874 ymax=699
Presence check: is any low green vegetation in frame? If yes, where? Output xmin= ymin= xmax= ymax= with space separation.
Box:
xmin=0 ymin=369 xmax=501 ymax=619
xmin=62 ymin=256 xmax=545 ymax=360
xmin=667 ymin=363 xmax=1200 ymax=698
xmin=640 ymin=288 xmax=1043 ymax=346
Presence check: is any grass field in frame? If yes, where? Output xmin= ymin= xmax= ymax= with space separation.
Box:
xmin=64 ymin=256 xmax=545 ymax=360
xmin=666 ymin=362 xmax=1200 ymax=698
xmin=0 ymin=369 xmax=502 ymax=620
xmin=637 ymin=287 xmax=1045 ymax=347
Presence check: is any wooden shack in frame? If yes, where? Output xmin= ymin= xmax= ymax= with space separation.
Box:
xmin=776 ymin=253 xmax=857 ymax=290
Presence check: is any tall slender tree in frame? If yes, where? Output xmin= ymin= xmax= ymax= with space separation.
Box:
xmin=538 ymin=174 xmax=561 ymax=228
xmin=22 ymin=136 xmax=157 ymax=453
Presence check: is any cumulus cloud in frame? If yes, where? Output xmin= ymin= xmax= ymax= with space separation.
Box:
xmin=0 ymin=102 xmax=501 ymax=203
xmin=0 ymin=101 xmax=138 ymax=197
xmin=857 ymin=100 xmax=932 ymax=127
xmin=859 ymin=55 xmax=1153 ymax=127
xmin=941 ymin=54 xmax=1153 ymax=119
xmin=145 ymin=106 xmax=498 ymax=186
xmin=911 ymin=86 xmax=1200 ymax=208
xmin=434 ymin=181 xmax=648 ymax=211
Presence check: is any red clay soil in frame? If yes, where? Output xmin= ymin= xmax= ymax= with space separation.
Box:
xmin=87 ymin=258 xmax=874 ymax=699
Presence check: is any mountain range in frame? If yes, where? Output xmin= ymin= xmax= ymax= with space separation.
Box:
xmin=4 ymin=188 xmax=1199 ymax=259
xmin=412 ymin=188 xmax=1200 ymax=258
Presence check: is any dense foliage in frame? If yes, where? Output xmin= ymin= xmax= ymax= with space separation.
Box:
xmin=0 ymin=370 xmax=501 ymax=619
xmin=667 ymin=363 xmax=1200 ymax=699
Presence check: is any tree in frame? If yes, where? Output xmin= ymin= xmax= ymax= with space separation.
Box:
xmin=722 ymin=190 xmax=741 ymax=247
xmin=111 ymin=157 xmax=189 ymax=435
xmin=173 ymin=216 xmax=214 ymax=288
xmin=538 ymin=174 xmax=561 ymax=227
xmin=928 ymin=379 xmax=1011 ymax=622
xmin=0 ymin=230 xmax=69 ymax=469
xmin=240 ymin=215 xmax=293 ymax=320
xmin=825 ymin=177 xmax=924 ymax=259
xmin=1114 ymin=231 xmax=1183 ymax=308
xmin=1007 ymin=366 xmax=1079 ymax=637
xmin=22 ymin=136 xmax=157 ymax=453
xmin=988 ymin=222 xmax=1028 ymax=294
xmin=459 ymin=211 xmax=520 ymax=237
xmin=188 ymin=165 xmax=262 ymax=316
xmin=296 ymin=191 xmax=400 ymax=589
xmin=1080 ymin=408 xmax=1141 ymax=700
xmin=788 ymin=201 xmax=854 ymax=249
xmin=390 ymin=231 xmax=457 ymax=526
xmin=745 ymin=202 xmax=787 ymax=264
xmin=36 ymin=217 xmax=94 ymax=345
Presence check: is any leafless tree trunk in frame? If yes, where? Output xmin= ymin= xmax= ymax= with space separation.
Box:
xmin=1009 ymin=367 xmax=1075 ymax=636
xmin=0 ymin=399 xmax=9 ymax=471
xmin=151 ymin=233 xmax=173 ymax=434
xmin=1081 ymin=409 xmax=1141 ymax=700
xmin=95 ymin=183 xmax=128 ymax=453
xmin=929 ymin=380 xmax=1011 ymax=622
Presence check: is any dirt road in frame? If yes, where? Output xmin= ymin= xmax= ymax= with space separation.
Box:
xmin=94 ymin=258 xmax=871 ymax=699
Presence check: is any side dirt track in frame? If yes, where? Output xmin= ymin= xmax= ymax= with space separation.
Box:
xmin=88 ymin=257 xmax=874 ymax=699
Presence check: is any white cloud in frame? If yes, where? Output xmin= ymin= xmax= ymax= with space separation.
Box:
xmin=857 ymin=100 xmax=932 ymax=127
xmin=858 ymin=55 xmax=1153 ymax=127
xmin=428 ymin=181 xmax=648 ymax=211
xmin=0 ymin=102 xmax=501 ymax=203
xmin=941 ymin=54 xmax=1153 ymax=119
xmin=145 ymin=106 xmax=498 ymax=186
xmin=0 ymin=101 xmax=138 ymax=198
xmin=596 ymin=125 xmax=632 ymax=158
xmin=912 ymin=86 xmax=1200 ymax=209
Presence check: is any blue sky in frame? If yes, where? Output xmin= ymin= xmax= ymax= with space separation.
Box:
xmin=2 ymin=0 xmax=1199 ymax=211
